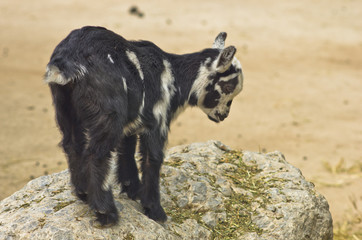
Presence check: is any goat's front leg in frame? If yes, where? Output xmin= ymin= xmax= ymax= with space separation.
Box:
xmin=116 ymin=135 xmax=141 ymax=200
xmin=139 ymin=132 xmax=167 ymax=222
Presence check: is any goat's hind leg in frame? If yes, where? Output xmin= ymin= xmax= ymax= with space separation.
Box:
xmin=50 ymin=84 xmax=88 ymax=202
xmin=83 ymin=114 xmax=123 ymax=226
xmin=70 ymin=123 xmax=88 ymax=202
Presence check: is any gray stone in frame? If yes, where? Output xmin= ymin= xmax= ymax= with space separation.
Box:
xmin=176 ymin=196 xmax=189 ymax=208
xmin=0 ymin=141 xmax=333 ymax=240
xmin=190 ymin=182 xmax=207 ymax=195
xmin=202 ymin=211 xmax=217 ymax=227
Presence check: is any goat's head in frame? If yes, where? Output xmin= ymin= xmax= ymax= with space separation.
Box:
xmin=191 ymin=32 xmax=244 ymax=123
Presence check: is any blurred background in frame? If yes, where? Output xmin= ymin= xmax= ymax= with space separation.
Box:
xmin=0 ymin=0 xmax=361 ymax=238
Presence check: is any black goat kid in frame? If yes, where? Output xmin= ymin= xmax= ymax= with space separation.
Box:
xmin=44 ymin=26 xmax=243 ymax=226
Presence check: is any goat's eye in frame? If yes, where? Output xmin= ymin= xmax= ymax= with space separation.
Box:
xmin=222 ymin=83 xmax=235 ymax=94
xmin=227 ymin=100 xmax=232 ymax=107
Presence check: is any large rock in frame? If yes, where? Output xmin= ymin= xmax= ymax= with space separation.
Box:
xmin=0 ymin=141 xmax=333 ymax=240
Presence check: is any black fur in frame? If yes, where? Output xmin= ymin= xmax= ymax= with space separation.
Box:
xmin=45 ymin=26 xmax=243 ymax=226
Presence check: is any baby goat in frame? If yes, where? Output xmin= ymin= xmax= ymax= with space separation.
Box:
xmin=44 ymin=26 xmax=243 ymax=226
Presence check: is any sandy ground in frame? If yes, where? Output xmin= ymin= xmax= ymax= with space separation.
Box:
xmin=1 ymin=0 xmax=361 ymax=234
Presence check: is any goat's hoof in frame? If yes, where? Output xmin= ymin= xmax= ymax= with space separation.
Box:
xmin=93 ymin=211 xmax=119 ymax=228
xmin=121 ymin=181 xmax=140 ymax=200
xmin=76 ymin=191 xmax=88 ymax=203
xmin=144 ymin=205 xmax=167 ymax=222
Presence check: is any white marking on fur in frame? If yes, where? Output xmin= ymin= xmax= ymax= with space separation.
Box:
xmin=122 ymin=77 xmax=127 ymax=94
xmin=44 ymin=63 xmax=88 ymax=85
xmin=153 ymin=60 xmax=176 ymax=136
xmin=102 ymin=150 xmax=117 ymax=191
xmin=140 ymin=91 xmax=145 ymax=112
xmin=123 ymin=117 xmax=144 ymax=136
xmin=126 ymin=50 xmax=144 ymax=80
xmin=84 ymin=129 xmax=91 ymax=150
xmin=107 ymin=54 xmax=114 ymax=64
xmin=189 ymin=58 xmax=212 ymax=108
xmin=77 ymin=64 xmax=87 ymax=77
xmin=214 ymin=72 xmax=240 ymax=95
xmin=219 ymin=73 xmax=239 ymax=83
xmin=44 ymin=65 xmax=68 ymax=85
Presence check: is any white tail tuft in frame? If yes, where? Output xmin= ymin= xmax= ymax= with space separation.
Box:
xmin=44 ymin=65 xmax=69 ymax=85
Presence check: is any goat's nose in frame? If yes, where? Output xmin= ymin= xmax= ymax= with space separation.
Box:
xmin=220 ymin=113 xmax=227 ymax=121
xmin=216 ymin=112 xmax=228 ymax=121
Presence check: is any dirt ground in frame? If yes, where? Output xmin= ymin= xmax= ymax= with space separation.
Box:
xmin=1 ymin=0 xmax=361 ymax=236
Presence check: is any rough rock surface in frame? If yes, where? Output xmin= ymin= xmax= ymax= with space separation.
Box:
xmin=0 ymin=141 xmax=333 ymax=240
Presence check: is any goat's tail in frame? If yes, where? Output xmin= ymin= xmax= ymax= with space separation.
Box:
xmin=44 ymin=60 xmax=88 ymax=85
xmin=44 ymin=65 xmax=69 ymax=85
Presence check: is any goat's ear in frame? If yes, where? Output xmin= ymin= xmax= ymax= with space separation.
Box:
xmin=212 ymin=32 xmax=227 ymax=49
xmin=217 ymin=46 xmax=236 ymax=70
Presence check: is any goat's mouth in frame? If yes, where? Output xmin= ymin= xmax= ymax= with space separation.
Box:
xmin=208 ymin=111 xmax=228 ymax=123
xmin=208 ymin=115 xmax=220 ymax=123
